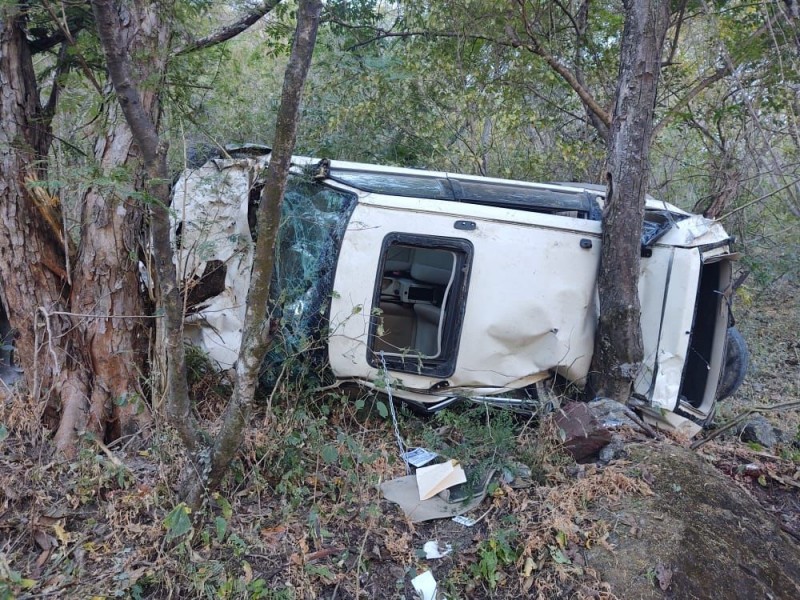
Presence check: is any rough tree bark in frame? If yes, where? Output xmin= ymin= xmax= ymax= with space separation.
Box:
xmin=0 ymin=6 xmax=93 ymax=451
xmin=585 ymin=0 xmax=670 ymax=403
xmin=62 ymin=4 xmax=172 ymax=445
xmin=90 ymin=0 xmax=202 ymax=461
xmin=0 ymin=4 xmax=159 ymax=452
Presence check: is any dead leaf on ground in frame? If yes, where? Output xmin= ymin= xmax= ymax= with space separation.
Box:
xmin=260 ymin=524 xmax=287 ymax=548
xmin=33 ymin=528 xmax=57 ymax=551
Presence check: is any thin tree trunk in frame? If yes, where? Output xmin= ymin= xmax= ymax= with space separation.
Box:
xmin=586 ymin=0 xmax=670 ymax=403
xmin=184 ymin=0 xmax=323 ymax=507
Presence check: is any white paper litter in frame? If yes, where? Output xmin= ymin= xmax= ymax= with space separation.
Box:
xmin=401 ymin=447 xmax=439 ymax=467
xmin=416 ymin=460 xmax=467 ymax=501
xmin=411 ymin=570 xmax=440 ymax=600
xmin=423 ymin=540 xmax=452 ymax=559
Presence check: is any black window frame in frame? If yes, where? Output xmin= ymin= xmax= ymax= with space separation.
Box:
xmin=367 ymin=233 xmax=473 ymax=378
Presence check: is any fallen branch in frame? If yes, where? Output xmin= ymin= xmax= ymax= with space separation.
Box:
xmin=691 ymin=401 xmax=800 ymax=450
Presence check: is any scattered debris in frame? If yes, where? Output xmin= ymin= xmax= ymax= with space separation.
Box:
xmin=641 ymin=408 xmax=703 ymax=439
xmin=452 ymin=515 xmax=477 ymax=527
xmin=416 ymin=460 xmax=466 ymax=501
xmin=553 ymin=402 xmax=612 ymax=461
xmin=411 ymin=570 xmax=439 ymax=600
xmin=423 ymin=540 xmax=452 ymax=559
xmin=401 ymin=447 xmax=438 ymax=467
xmin=587 ymin=397 xmax=659 ymax=437
xmin=381 ymin=474 xmax=486 ymax=523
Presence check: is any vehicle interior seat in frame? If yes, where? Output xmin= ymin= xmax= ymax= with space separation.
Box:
xmin=410 ymin=249 xmax=455 ymax=358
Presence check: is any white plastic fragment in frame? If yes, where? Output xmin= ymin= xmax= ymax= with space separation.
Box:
xmin=423 ymin=540 xmax=452 ymax=559
xmin=452 ymin=515 xmax=477 ymax=527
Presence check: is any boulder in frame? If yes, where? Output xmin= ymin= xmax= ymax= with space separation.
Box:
xmin=586 ymin=442 xmax=800 ymax=599
xmin=738 ymin=415 xmax=782 ymax=449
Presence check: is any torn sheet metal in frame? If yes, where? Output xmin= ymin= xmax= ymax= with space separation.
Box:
xmin=172 ymin=156 xmax=355 ymax=370
xmin=173 ymin=157 xmax=262 ymax=368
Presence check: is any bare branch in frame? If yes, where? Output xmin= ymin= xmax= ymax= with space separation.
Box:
xmin=173 ymin=0 xmax=283 ymax=56
xmin=653 ymin=66 xmax=730 ymax=137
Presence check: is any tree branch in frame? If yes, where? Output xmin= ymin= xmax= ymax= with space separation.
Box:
xmin=506 ymin=20 xmax=611 ymax=128
xmin=39 ymin=0 xmax=103 ymax=94
xmin=173 ymin=0 xmax=283 ymax=56
xmin=652 ymin=66 xmax=730 ymax=137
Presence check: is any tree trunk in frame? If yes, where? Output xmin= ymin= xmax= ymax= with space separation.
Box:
xmin=0 ymin=6 xmax=93 ymax=449
xmin=194 ymin=0 xmax=323 ymax=505
xmin=585 ymin=0 xmax=670 ymax=403
xmin=92 ymin=0 xmax=320 ymax=508
xmin=65 ymin=4 xmax=170 ymax=443
xmin=1 ymin=3 xmax=162 ymax=453
xmin=90 ymin=0 xmax=203 ymax=462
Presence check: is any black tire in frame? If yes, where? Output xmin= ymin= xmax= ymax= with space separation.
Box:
xmin=716 ymin=326 xmax=749 ymax=400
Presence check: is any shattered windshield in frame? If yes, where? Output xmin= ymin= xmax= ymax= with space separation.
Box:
xmin=262 ymin=176 xmax=357 ymax=382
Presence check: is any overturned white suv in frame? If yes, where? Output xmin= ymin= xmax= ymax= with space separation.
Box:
xmin=173 ymin=145 xmax=746 ymax=432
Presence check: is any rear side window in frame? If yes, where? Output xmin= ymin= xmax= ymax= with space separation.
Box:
xmin=368 ymin=234 xmax=472 ymax=378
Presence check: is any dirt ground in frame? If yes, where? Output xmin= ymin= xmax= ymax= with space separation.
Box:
xmin=0 ymin=280 xmax=798 ymax=599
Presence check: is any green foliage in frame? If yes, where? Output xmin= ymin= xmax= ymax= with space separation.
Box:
xmin=471 ymin=529 xmax=519 ymax=589
xmin=0 ymin=560 xmax=36 ymax=599
xmin=164 ymin=503 xmax=194 ymax=543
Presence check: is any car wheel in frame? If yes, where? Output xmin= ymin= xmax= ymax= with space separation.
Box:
xmin=716 ymin=326 xmax=749 ymax=401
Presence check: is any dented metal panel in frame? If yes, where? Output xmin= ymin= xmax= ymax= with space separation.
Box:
xmin=171 ymin=150 xmax=742 ymax=429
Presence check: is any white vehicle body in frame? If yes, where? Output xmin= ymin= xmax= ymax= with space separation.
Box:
xmin=173 ymin=148 xmax=739 ymax=426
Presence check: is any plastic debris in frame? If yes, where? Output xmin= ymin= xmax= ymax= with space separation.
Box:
xmin=423 ymin=540 xmax=452 ymax=559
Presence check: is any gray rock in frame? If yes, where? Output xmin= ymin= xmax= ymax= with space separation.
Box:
xmin=587 ymin=397 xmax=642 ymax=430
xmin=598 ymin=434 xmax=626 ymax=463
xmin=738 ymin=415 xmax=782 ymax=449
xmin=586 ymin=442 xmax=800 ymax=599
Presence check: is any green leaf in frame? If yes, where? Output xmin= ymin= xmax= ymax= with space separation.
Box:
xmin=556 ymin=530 xmax=568 ymax=549
xmin=376 ymin=401 xmax=389 ymax=419
xmin=321 ymin=445 xmax=339 ymax=464
xmin=0 ymin=423 xmax=8 ymax=443
xmin=549 ymin=546 xmax=571 ymax=565
xmin=214 ymin=516 xmax=228 ymax=542
xmin=214 ymin=494 xmax=233 ymax=520
xmin=163 ymin=503 xmax=193 ymax=542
